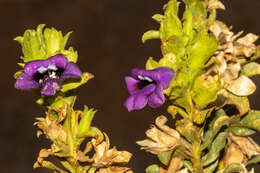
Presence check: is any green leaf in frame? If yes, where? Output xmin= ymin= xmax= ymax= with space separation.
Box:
xmin=182 ymin=6 xmax=193 ymax=42
xmin=161 ymin=35 xmax=185 ymax=56
xmin=242 ymin=62 xmax=260 ymax=77
xmin=223 ymin=163 xmax=244 ymax=173
xmin=202 ymin=132 xmax=227 ymax=166
xmin=247 ymin=154 xmax=260 ymax=166
xmin=192 ymin=74 xmax=221 ymax=109
xmin=145 ymin=57 xmax=160 ymax=70
xmin=159 ymin=53 xmax=178 ymax=70
xmin=229 ymin=126 xmax=256 ymax=136
xmin=88 ymin=167 xmax=97 ymax=173
xmin=172 ymin=145 xmax=191 ymax=159
xmin=176 ymin=119 xmax=200 ymax=143
xmin=193 ymin=108 xmax=213 ymax=125
xmin=204 ymin=159 xmax=219 ymax=173
xmin=240 ymin=110 xmax=260 ymax=131
xmin=188 ymin=30 xmax=217 ymax=70
xmin=225 ymin=92 xmax=250 ymax=116
xmin=152 ymin=14 xmax=164 ymax=23
xmin=142 ymin=30 xmax=160 ymax=43
xmin=183 ymin=160 xmax=193 ymax=172
xmin=251 ymin=45 xmax=260 ymax=61
xmin=158 ymin=150 xmax=173 ymax=165
xmin=60 ymin=160 xmax=73 ymax=172
xmin=77 ymin=106 xmax=97 ymax=138
xmin=160 ymin=0 xmax=182 ymax=40
xmin=201 ymin=112 xmax=229 ymax=150
xmin=145 ymin=164 xmax=160 ymax=173
xmin=61 ymin=72 xmax=94 ymax=92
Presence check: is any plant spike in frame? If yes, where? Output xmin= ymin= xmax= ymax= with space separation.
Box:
xmin=131 ymin=0 xmax=260 ymax=173
xmin=14 ymin=25 xmax=132 ymax=173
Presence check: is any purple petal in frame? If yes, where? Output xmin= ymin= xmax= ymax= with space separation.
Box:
xmin=133 ymin=93 xmax=149 ymax=110
xmin=131 ymin=67 xmax=174 ymax=89
xmin=24 ymin=54 xmax=68 ymax=76
xmin=124 ymin=84 xmax=156 ymax=111
xmin=148 ymin=85 xmax=165 ymax=108
xmin=60 ymin=62 xmax=82 ymax=79
xmin=125 ymin=76 xmax=140 ymax=95
xmin=124 ymin=95 xmax=135 ymax=112
xmin=40 ymin=78 xmax=62 ymax=96
xmin=15 ymin=73 xmax=40 ymax=90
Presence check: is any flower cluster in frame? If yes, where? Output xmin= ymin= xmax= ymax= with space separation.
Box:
xmin=15 ymin=54 xmax=82 ymax=95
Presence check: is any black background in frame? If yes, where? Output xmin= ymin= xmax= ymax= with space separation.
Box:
xmin=0 ymin=0 xmax=260 ymax=172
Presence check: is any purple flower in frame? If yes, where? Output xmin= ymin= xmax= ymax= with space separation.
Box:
xmin=124 ymin=67 xmax=174 ymax=111
xmin=15 ymin=54 xmax=82 ymax=96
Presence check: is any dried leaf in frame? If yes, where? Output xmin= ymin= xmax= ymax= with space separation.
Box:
xmin=229 ymin=133 xmax=260 ymax=159
xmin=137 ymin=116 xmax=183 ymax=155
xmin=92 ymin=133 xmax=132 ymax=167
xmin=226 ymin=75 xmax=256 ymax=96
xmin=208 ymin=0 xmax=225 ymax=10
xmin=97 ymin=166 xmax=133 ymax=173
xmin=224 ymin=143 xmax=247 ymax=167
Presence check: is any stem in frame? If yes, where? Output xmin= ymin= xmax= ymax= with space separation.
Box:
xmin=192 ymin=141 xmax=204 ymax=173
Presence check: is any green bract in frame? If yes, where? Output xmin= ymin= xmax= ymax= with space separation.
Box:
xmin=14 ymin=24 xmax=77 ymax=63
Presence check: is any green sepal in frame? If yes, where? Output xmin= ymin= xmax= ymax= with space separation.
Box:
xmin=158 ymin=150 xmax=173 ymax=166
xmin=142 ymin=30 xmax=160 ymax=43
xmin=201 ymin=132 xmax=227 ymax=167
xmin=61 ymin=72 xmax=94 ymax=92
xmin=229 ymin=126 xmax=256 ymax=136
xmin=240 ymin=110 xmax=260 ymax=131
xmin=60 ymin=47 xmax=78 ymax=63
xmin=222 ymin=163 xmax=244 ymax=173
xmin=14 ymin=70 xmax=23 ymax=79
xmin=145 ymin=164 xmax=160 ymax=173
xmin=77 ymin=106 xmax=97 ymax=138
xmin=14 ymin=24 xmax=76 ymax=63
xmin=48 ymin=96 xmax=76 ymax=110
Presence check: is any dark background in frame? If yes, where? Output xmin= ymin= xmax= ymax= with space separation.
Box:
xmin=0 ymin=0 xmax=260 ymax=172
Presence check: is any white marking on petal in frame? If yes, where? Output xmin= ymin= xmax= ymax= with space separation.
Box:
xmin=144 ymin=77 xmax=153 ymax=82
xmin=48 ymin=64 xmax=58 ymax=71
xmin=49 ymin=71 xmax=57 ymax=79
xmin=138 ymin=75 xmax=144 ymax=80
xmin=37 ymin=66 xmax=48 ymax=74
